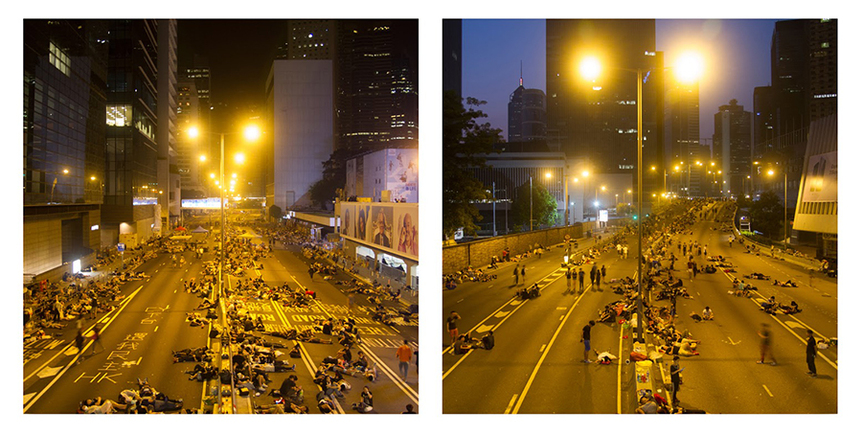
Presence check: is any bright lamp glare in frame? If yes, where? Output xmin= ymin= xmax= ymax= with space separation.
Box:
xmin=580 ymin=57 xmax=601 ymax=81
xmin=235 ymin=153 xmax=246 ymax=164
xmin=188 ymin=126 xmax=200 ymax=138
xmin=675 ymin=52 xmax=704 ymax=84
xmin=244 ymin=125 xmax=261 ymax=141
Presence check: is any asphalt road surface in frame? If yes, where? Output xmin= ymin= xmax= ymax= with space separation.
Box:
xmin=442 ymin=203 xmax=837 ymax=414
xmin=24 ymin=215 xmax=419 ymax=414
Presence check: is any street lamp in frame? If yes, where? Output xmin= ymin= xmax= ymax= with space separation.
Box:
xmin=767 ymin=169 xmax=788 ymax=250
xmin=187 ymin=123 xmax=261 ymax=412
xmin=580 ymin=51 xmax=703 ymax=344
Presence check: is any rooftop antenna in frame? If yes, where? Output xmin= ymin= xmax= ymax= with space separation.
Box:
xmin=520 ymin=61 xmax=523 ymax=87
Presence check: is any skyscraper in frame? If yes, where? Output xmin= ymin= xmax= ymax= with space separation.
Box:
xmin=23 ymin=19 xmax=109 ymax=277
xmin=507 ymin=72 xmax=547 ymax=143
xmin=102 ymin=19 xmax=161 ymax=244
xmin=713 ymin=99 xmax=751 ymax=198
xmin=666 ymin=82 xmax=700 ymax=195
xmin=336 ymin=20 xmax=418 ymax=152
xmin=546 ymin=19 xmax=660 ymax=196
xmin=443 ymin=19 xmax=462 ymax=97
xmin=157 ymin=19 xmax=179 ymax=229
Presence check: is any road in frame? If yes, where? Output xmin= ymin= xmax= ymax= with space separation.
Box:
xmin=442 ymin=201 xmax=837 ymax=413
xmin=24 ymin=213 xmax=419 ymax=414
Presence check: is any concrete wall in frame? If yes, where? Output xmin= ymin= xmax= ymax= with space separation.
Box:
xmin=443 ymin=223 xmax=589 ymax=275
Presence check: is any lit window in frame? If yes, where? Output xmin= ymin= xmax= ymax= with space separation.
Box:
xmin=106 ymin=105 xmax=132 ymax=127
xmin=49 ymin=42 xmax=71 ymax=76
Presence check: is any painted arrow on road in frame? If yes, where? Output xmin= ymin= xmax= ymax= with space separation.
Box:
xmin=476 ymin=324 xmax=494 ymax=334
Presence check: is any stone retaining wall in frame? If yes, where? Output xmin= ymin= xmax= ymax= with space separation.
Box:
xmin=443 ymin=223 xmax=592 ymax=275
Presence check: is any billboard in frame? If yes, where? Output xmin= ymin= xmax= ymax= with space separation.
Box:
xmin=339 ymin=201 xmax=417 ymax=261
xmin=385 ymin=148 xmax=419 ymax=202
xmin=182 ymin=197 xmax=227 ymax=209
xmin=801 ymin=151 xmax=837 ymax=203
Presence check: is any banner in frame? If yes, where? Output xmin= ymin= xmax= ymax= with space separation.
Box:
xmin=370 ymin=205 xmax=394 ymax=248
xmin=801 ymin=151 xmax=837 ymax=202
xmin=340 ymin=201 xmax=418 ymax=261
xmin=395 ymin=207 xmax=418 ymax=256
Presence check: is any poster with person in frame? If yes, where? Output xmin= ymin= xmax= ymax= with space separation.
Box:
xmin=356 ymin=205 xmax=370 ymax=242
xmin=395 ymin=206 xmax=418 ymax=257
xmin=341 ymin=203 xmax=353 ymax=237
xmin=371 ymin=205 xmax=393 ymax=248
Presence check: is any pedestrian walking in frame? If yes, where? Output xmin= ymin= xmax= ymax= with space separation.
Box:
xmin=396 ymin=340 xmax=412 ymax=381
xmin=623 ymin=246 xmax=628 ymax=259
xmin=581 ymin=321 xmax=595 ymax=363
xmin=520 ymin=265 xmax=526 ymax=286
xmin=757 ymin=323 xmax=777 ymax=365
xmin=75 ymin=328 xmax=86 ymax=363
xmin=805 ymin=329 xmax=817 ymax=377
xmin=308 ymin=266 xmax=315 ymax=280
xmin=670 ymin=355 xmax=683 ymax=406
xmin=578 ymin=268 xmax=585 ymax=292
xmin=90 ymin=324 xmax=104 ymax=354
xmin=447 ymin=311 xmax=461 ymax=345
xmin=513 ymin=265 xmax=519 ymax=286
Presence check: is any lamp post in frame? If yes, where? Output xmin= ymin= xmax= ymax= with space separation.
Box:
xmin=529 ymin=175 xmax=533 ymax=231
xmin=188 ymin=124 xmax=260 ymax=413
xmin=580 ymin=51 xmax=702 ymax=344
xmin=767 ymin=169 xmax=788 ymax=250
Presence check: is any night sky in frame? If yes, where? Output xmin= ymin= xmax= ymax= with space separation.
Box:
xmin=462 ymin=19 xmax=778 ymax=143
xmin=177 ymin=19 xmax=286 ymax=114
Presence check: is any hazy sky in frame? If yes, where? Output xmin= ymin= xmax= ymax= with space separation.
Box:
xmin=462 ymin=19 xmax=778 ymax=142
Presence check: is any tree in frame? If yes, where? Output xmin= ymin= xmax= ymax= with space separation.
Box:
xmin=307 ymin=147 xmax=355 ymax=210
xmin=511 ymin=181 xmax=558 ymax=230
xmin=748 ymin=190 xmax=784 ymax=240
xmin=442 ymin=90 xmax=501 ymax=239
xmin=268 ymin=204 xmax=283 ymax=221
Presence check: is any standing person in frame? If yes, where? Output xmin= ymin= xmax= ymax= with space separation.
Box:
xmin=623 ymin=245 xmax=628 ymax=259
xmin=75 ymin=328 xmax=86 ymax=364
xmin=589 ymin=265 xmax=597 ymax=291
xmin=513 ymin=265 xmax=519 ymax=286
xmin=446 ymin=311 xmax=461 ymax=345
xmin=805 ymin=330 xmax=817 ymax=377
xmin=601 ymin=265 xmax=607 ymax=284
xmin=578 ymin=268 xmax=585 ymax=292
xmin=520 ymin=265 xmax=526 ymax=286
xmin=670 ymin=356 xmax=683 ymax=406
xmin=565 ymin=268 xmax=573 ymax=294
xmin=757 ymin=323 xmax=777 ymax=365
xmin=581 ymin=321 xmax=595 ymax=363
xmin=307 ymin=266 xmax=315 ymax=281
xmin=90 ymin=324 xmax=104 ymax=354
xmin=396 ymin=340 xmax=412 ymax=382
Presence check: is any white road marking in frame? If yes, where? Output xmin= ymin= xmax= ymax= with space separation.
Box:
xmin=539 ymin=345 xmax=546 ymax=353
xmin=504 ymin=395 xmax=519 ymax=414
xmin=763 ymin=385 xmax=774 ymax=397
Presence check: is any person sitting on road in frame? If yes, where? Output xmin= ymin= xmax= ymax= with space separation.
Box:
xmin=351 ymin=386 xmax=374 ymax=413
xmin=353 ymin=350 xmax=369 ymax=370
xmin=80 ymin=397 xmax=125 ymax=414
xmin=701 ymin=306 xmax=714 ymax=320
xmin=636 ymin=395 xmax=658 ymax=414
xmin=779 ymin=300 xmax=801 ymax=314
xmin=316 ymin=391 xmax=336 ymax=414
xmin=481 ymin=331 xmax=495 ymax=350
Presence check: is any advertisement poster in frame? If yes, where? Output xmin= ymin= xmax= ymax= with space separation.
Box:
xmin=395 ymin=206 xmax=419 ymax=257
xmin=356 ymin=204 xmax=370 ymax=242
xmin=385 ymin=149 xmax=419 ymax=203
xmin=370 ymin=205 xmax=393 ymax=248
xmin=341 ymin=203 xmax=353 ymax=237
xmin=802 ymin=151 xmax=838 ymax=202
